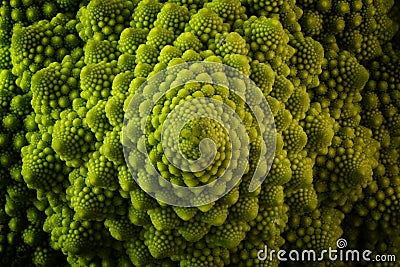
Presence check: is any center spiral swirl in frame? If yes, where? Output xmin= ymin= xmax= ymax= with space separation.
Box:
xmin=123 ymin=62 xmax=276 ymax=207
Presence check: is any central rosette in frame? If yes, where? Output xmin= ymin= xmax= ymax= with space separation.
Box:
xmin=145 ymin=82 xmax=238 ymax=189
xmin=178 ymin=117 xmax=231 ymax=185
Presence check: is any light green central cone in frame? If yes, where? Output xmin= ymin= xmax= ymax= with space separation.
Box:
xmin=178 ymin=117 xmax=231 ymax=186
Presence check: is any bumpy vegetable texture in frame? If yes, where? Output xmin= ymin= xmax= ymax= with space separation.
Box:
xmin=0 ymin=0 xmax=399 ymax=266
